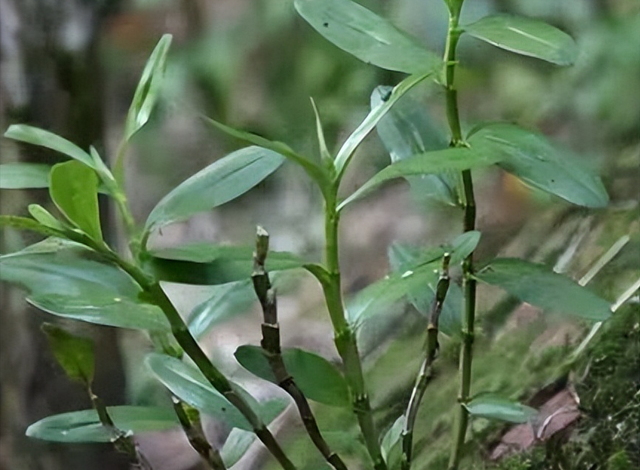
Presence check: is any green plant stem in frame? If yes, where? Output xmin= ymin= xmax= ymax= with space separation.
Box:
xmin=441 ymin=2 xmax=478 ymax=469
xmin=319 ymin=189 xmax=387 ymax=470
xmin=252 ymin=227 xmax=348 ymax=470
xmin=401 ymin=255 xmax=450 ymax=470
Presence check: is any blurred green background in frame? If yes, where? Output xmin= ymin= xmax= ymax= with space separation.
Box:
xmin=1 ymin=0 xmax=638 ymax=469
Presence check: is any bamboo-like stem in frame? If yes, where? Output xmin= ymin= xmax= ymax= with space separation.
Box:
xmin=401 ymin=254 xmax=451 ymax=470
xmin=317 ymin=189 xmax=387 ymax=470
xmin=173 ymin=398 xmax=227 ymax=470
xmin=252 ymin=227 xmax=348 ymax=470
xmin=442 ymin=1 xmax=478 ymax=469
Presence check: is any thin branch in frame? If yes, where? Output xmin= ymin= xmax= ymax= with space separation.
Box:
xmin=252 ymin=227 xmax=348 ymax=470
xmin=401 ymin=254 xmax=451 ymax=470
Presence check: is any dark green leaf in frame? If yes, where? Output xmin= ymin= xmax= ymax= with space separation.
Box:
xmin=334 ymin=72 xmax=432 ymax=178
xmin=0 ymin=163 xmax=51 ymax=189
xmin=0 ymin=240 xmax=169 ymax=331
xmin=381 ymin=415 xmax=405 ymax=468
xmin=339 ymin=147 xmax=502 ymax=211
xmin=235 ymin=345 xmax=350 ymax=408
xmin=41 ymin=323 xmax=95 ymax=386
xmin=294 ymin=0 xmax=442 ymax=74
xmin=449 ymin=230 xmax=481 ymax=264
xmin=188 ymin=280 xmax=256 ymax=339
xmin=475 ymin=258 xmax=611 ymax=321
xmin=464 ymin=394 xmax=536 ymax=423
xmin=4 ymin=125 xmax=95 ymax=168
xmin=371 ymin=86 xmax=456 ymax=206
xmin=468 ymin=123 xmax=609 ymax=208
xmin=221 ymin=428 xmax=255 ymax=467
xmin=146 ymin=244 xmax=305 ymax=285
xmin=26 ymin=406 xmax=178 ymax=443
xmin=145 ymin=146 xmax=285 ymax=232
xmin=50 ymin=161 xmax=102 ymax=241
xmin=145 ymin=353 xmax=287 ymax=430
xmin=124 ymin=34 xmax=172 ymax=141
xmin=464 ymin=14 xmax=578 ymax=66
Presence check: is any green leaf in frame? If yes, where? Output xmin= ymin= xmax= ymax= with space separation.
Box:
xmin=449 ymin=230 xmax=482 ymax=264
xmin=188 ymin=280 xmax=256 ymax=339
xmin=468 ymin=123 xmax=609 ymax=208
xmin=475 ymin=258 xmax=611 ymax=321
xmin=28 ymin=205 xmax=67 ymax=232
xmin=463 ymin=14 xmax=578 ymax=66
xmin=0 ymin=216 xmax=63 ymax=238
xmin=4 ymin=125 xmax=95 ymax=169
xmin=334 ymin=72 xmax=432 ymax=178
xmin=235 ymin=346 xmax=350 ymax=408
xmin=145 ymin=353 xmax=287 ymax=430
xmin=381 ymin=415 xmax=405 ymax=468
xmin=0 ymin=163 xmax=51 ymax=189
xmin=146 ymin=244 xmax=306 ymax=285
xmin=294 ymin=0 xmax=442 ymax=74
xmin=145 ymin=146 xmax=285 ymax=232
xmin=0 ymin=241 xmax=170 ymax=331
xmin=221 ymin=428 xmax=255 ymax=467
xmin=371 ymin=86 xmax=456 ymax=206
xmin=203 ymin=116 xmax=331 ymax=193
xmin=26 ymin=406 xmax=178 ymax=443
xmin=50 ymin=161 xmax=103 ymax=241
xmin=41 ymin=323 xmax=95 ymax=386
xmin=464 ymin=394 xmax=537 ymax=423
xmin=124 ymin=34 xmax=173 ymax=141
xmin=310 ymin=97 xmax=332 ymax=162
xmin=339 ymin=146 xmax=502 ymax=211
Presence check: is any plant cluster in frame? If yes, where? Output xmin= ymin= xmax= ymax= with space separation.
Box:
xmin=0 ymin=1 xmax=618 ymax=470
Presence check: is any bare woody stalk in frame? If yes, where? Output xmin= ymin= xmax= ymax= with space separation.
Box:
xmin=252 ymin=226 xmax=348 ymax=470
xmin=401 ymin=254 xmax=451 ymax=470
xmin=442 ymin=1 xmax=478 ymax=469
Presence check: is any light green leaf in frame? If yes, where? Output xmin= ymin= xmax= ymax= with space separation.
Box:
xmin=235 ymin=345 xmax=350 ymax=408
xmin=188 ymin=280 xmax=256 ymax=339
xmin=124 ymin=34 xmax=173 ymax=141
xmin=50 ymin=161 xmax=102 ymax=241
xmin=26 ymin=406 xmax=178 ymax=443
xmin=146 ymin=244 xmax=306 ymax=285
xmin=28 ymin=205 xmax=67 ymax=232
xmin=310 ymin=97 xmax=332 ymax=162
xmin=371 ymin=85 xmax=456 ymax=206
xmin=294 ymin=0 xmax=442 ymax=74
xmin=221 ymin=428 xmax=255 ymax=467
xmin=41 ymin=323 xmax=95 ymax=386
xmin=4 ymin=125 xmax=95 ymax=168
xmin=145 ymin=353 xmax=287 ymax=430
xmin=381 ymin=415 xmax=405 ymax=468
xmin=145 ymin=146 xmax=285 ymax=232
xmin=464 ymin=394 xmax=537 ymax=423
xmin=468 ymin=123 xmax=608 ymax=208
xmin=339 ymin=147 xmax=502 ymax=211
xmin=0 ymin=163 xmax=51 ymax=189
xmin=0 ymin=241 xmax=170 ymax=331
xmin=334 ymin=72 xmax=432 ymax=178
xmin=203 ymin=116 xmax=330 ymax=192
xmin=475 ymin=258 xmax=611 ymax=321
xmin=0 ymin=216 xmax=64 ymax=238
xmin=463 ymin=14 xmax=578 ymax=66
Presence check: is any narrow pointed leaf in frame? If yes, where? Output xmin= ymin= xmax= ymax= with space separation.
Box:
xmin=0 ymin=216 xmax=64 ymax=238
xmin=339 ymin=146 xmax=502 ymax=211
xmin=146 ymin=244 xmax=305 ymax=285
xmin=372 ymin=85 xmax=456 ymax=205
xmin=464 ymin=14 xmax=578 ymax=66
xmin=381 ymin=415 xmax=405 ymax=467
xmin=464 ymin=394 xmax=536 ymax=423
xmin=145 ymin=353 xmax=287 ymax=430
xmin=310 ymin=97 xmax=332 ymax=161
xmin=203 ymin=116 xmax=330 ymax=191
xmin=0 ymin=163 xmax=51 ymax=189
xmin=26 ymin=406 xmax=178 ymax=443
xmin=50 ymin=161 xmax=102 ymax=241
xmin=4 ymin=125 xmax=95 ymax=168
xmin=294 ymin=0 xmax=442 ymax=74
xmin=124 ymin=34 xmax=173 ymax=141
xmin=0 ymin=241 xmax=169 ymax=331
xmin=468 ymin=123 xmax=609 ymax=208
xmin=334 ymin=72 xmax=432 ymax=178
xmin=28 ymin=205 xmax=67 ymax=231
xmin=145 ymin=146 xmax=285 ymax=232
xmin=41 ymin=323 xmax=95 ymax=386
xmin=475 ymin=258 xmax=611 ymax=321
xmin=235 ymin=345 xmax=350 ymax=408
